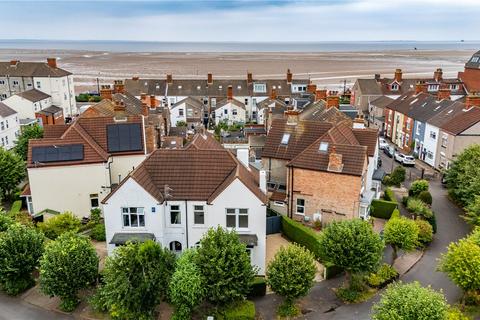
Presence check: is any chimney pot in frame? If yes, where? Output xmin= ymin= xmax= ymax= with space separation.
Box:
xmin=466 ymin=93 xmax=480 ymax=108
xmin=132 ymin=76 xmax=139 ymax=81
xmin=113 ymin=80 xmax=125 ymax=94
xmin=270 ymin=88 xmax=277 ymax=100
xmin=166 ymin=74 xmax=173 ymax=84
xmin=374 ymin=74 xmax=381 ymax=81
xmin=394 ymin=69 xmax=403 ymax=82
xmin=10 ymin=60 xmax=19 ymax=66
xmin=150 ymin=95 xmax=156 ymax=108
xmin=142 ymin=102 xmax=149 ymax=116
xmin=286 ymin=69 xmax=293 ymax=83
xmin=207 ymin=73 xmax=213 ymax=85
xmin=437 ymin=86 xmax=450 ymax=101
xmin=47 ymin=58 xmax=57 ymax=68
xmin=326 ymin=95 xmax=340 ymax=109
xmin=227 ymin=85 xmax=233 ymax=100
xmin=307 ymin=83 xmax=317 ymax=94
xmin=415 ymin=81 xmax=427 ymax=94
xmin=315 ymin=89 xmax=327 ymax=101
xmin=247 ymin=72 xmax=253 ymax=84
xmin=434 ymin=68 xmax=443 ymax=82
xmin=100 ymin=84 xmax=113 ymax=100
xmin=327 ymin=147 xmax=344 ymax=173
xmin=285 ymin=109 xmax=299 ymax=125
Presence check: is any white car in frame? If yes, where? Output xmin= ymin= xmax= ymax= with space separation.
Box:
xmin=379 ymin=137 xmax=389 ymax=150
xmin=395 ymin=152 xmax=416 ymax=166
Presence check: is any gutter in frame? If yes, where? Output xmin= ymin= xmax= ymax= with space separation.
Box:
xmin=142 ymin=115 xmax=147 ymax=155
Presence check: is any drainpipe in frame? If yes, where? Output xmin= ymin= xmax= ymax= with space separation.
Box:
xmin=184 ymin=200 xmax=189 ymax=249
xmin=142 ymin=115 xmax=147 ymax=155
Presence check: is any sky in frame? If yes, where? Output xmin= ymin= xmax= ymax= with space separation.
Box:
xmin=0 ymin=0 xmax=479 ymax=42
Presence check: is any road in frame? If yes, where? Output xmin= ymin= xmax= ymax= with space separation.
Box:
xmin=0 ymin=292 xmax=72 ymax=320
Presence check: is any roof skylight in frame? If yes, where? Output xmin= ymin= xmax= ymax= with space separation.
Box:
xmin=281 ymin=133 xmax=291 ymax=145
xmin=319 ymin=141 xmax=329 ymax=152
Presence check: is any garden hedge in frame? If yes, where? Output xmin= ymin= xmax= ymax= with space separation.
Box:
xmin=8 ymin=200 xmax=22 ymax=216
xmin=324 ymin=262 xmax=344 ymax=279
xmin=248 ymin=276 xmax=266 ymax=297
xmin=383 ymin=188 xmax=397 ymax=203
xmin=281 ymin=216 xmax=321 ymax=259
xmin=370 ymin=199 xmax=398 ymax=219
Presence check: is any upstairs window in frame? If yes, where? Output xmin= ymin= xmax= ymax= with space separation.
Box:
xmin=430 ymin=131 xmax=437 ymax=140
xmin=472 ymin=57 xmax=479 ymax=63
xmin=122 ymin=207 xmax=145 ymax=227
xmin=226 ymin=208 xmax=248 ymax=229
xmin=194 ymin=205 xmax=205 ymax=225
xmin=232 ymin=108 xmax=237 ymax=116
xmin=12 ymin=80 xmax=19 ymax=86
xmin=36 ymin=81 xmax=41 ymax=89
xmin=319 ymin=141 xmax=329 ymax=152
xmin=296 ymin=199 xmax=305 ymax=215
xmin=179 ymin=109 xmax=184 ymax=116
xmin=428 ymin=84 xmax=439 ymax=92
xmin=170 ymin=205 xmax=181 ymax=225
xmin=391 ymin=83 xmax=399 ymax=91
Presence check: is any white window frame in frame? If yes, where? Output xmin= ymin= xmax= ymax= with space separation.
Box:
xmin=296 ymin=198 xmax=305 ymax=215
xmin=90 ymin=193 xmax=99 ymax=209
xmin=253 ymin=83 xmax=266 ymax=93
xmin=169 ymin=205 xmax=181 ymax=225
xmin=391 ymin=83 xmax=399 ymax=91
xmin=193 ymin=205 xmax=205 ymax=225
xmin=226 ymin=208 xmax=249 ymax=230
xmin=122 ymin=207 xmax=145 ymax=228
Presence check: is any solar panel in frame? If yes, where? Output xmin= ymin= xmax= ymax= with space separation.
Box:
xmin=31 ymin=144 xmax=84 ymax=163
xmin=107 ymin=123 xmax=143 ymax=152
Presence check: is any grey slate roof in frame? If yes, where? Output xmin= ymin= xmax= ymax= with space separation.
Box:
xmin=0 ymin=102 xmax=16 ymax=118
xmin=370 ymin=96 xmax=394 ymax=108
xmin=16 ymin=89 xmax=50 ymax=102
xmin=0 ymin=61 xmax=71 ymax=77
xmin=465 ymin=50 xmax=480 ymax=69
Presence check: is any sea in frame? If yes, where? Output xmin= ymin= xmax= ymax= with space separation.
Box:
xmin=0 ymin=40 xmax=478 ymax=53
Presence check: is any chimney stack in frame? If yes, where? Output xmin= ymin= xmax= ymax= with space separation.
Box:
xmin=100 ymin=85 xmax=113 ymax=100
xmin=434 ymin=68 xmax=443 ymax=82
xmin=374 ymin=74 xmax=381 ymax=81
xmin=394 ymin=69 xmax=403 ymax=82
xmin=113 ymin=80 xmax=125 ymax=94
xmin=113 ymin=100 xmax=126 ymax=112
xmin=259 ymin=170 xmax=267 ymax=194
xmin=142 ymin=102 xmax=149 ymax=116
xmin=247 ymin=72 xmax=253 ymax=84
xmin=326 ymin=95 xmax=340 ymax=109
xmin=285 ymin=109 xmax=299 ymax=125
xmin=150 ymin=95 xmax=156 ymax=108
xmin=307 ymin=83 xmax=317 ymax=94
xmin=47 ymin=58 xmax=57 ymax=69
xmin=437 ymin=86 xmax=450 ymax=101
xmin=415 ymin=81 xmax=427 ymax=94
xmin=132 ymin=76 xmax=139 ymax=81
xmin=227 ymin=85 xmax=233 ymax=100
xmin=466 ymin=93 xmax=480 ymax=108
xmin=353 ymin=113 xmax=365 ymax=129
xmin=9 ymin=60 xmax=19 ymax=67
xmin=315 ymin=89 xmax=328 ymax=101
xmin=166 ymin=74 xmax=173 ymax=85
xmin=207 ymin=73 xmax=213 ymax=85
xmin=140 ymin=92 xmax=147 ymax=101
xmin=270 ymin=88 xmax=277 ymax=100
xmin=286 ymin=69 xmax=293 ymax=84
xmin=327 ymin=146 xmax=344 ymax=173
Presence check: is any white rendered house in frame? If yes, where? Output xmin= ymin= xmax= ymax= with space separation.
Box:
xmin=0 ymin=102 xmax=19 ymax=150
xmin=102 ymin=136 xmax=267 ymax=274
xmin=213 ymin=98 xmax=247 ymax=125
xmin=2 ymin=89 xmax=53 ymax=122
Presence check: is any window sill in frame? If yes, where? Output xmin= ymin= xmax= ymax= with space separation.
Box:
xmin=122 ymin=226 xmax=147 ymax=231
xmin=294 ymin=212 xmax=305 ymax=216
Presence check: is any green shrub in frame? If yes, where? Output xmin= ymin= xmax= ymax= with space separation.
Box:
xmin=336 ymin=274 xmax=368 ymax=302
xmin=38 ymin=212 xmax=81 ymax=239
xmin=447 ymin=307 xmax=471 ymax=320
xmin=407 ymin=198 xmax=433 ymax=218
xmin=10 ymin=211 xmax=33 ymax=227
xmin=418 ymin=190 xmax=433 ymax=205
xmin=415 ymin=219 xmax=433 ymax=245
xmin=426 ymin=211 xmax=437 ymax=234
xmin=90 ymin=223 xmax=105 ymax=241
xmin=390 ymin=209 xmax=401 ymax=219
xmin=383 ymin=188 xmax=397 ymax=202
xmin=409 ymin=179 xmax=429 ymax=197
xmin=384 ymin=166 xmax=406 ymax=186
xmin=281 ymin=216 xmax=321 ymax=258
xmin=248 ymin=277 xmax=266 ymax=297
xmin=367 ymin=264 xmax=399 ymax=288
xmin=8 ymin=200 xmax=22 ymax=215
xmin=0 ymin=212 xmax=14 ymax=232
xmin=218 ymin=300 xmax=255 ymax=320
xmin=89 ymin=208 xmax=101 ymax=224
xmin=402 ymin=196 xmax=410 ymax=206
xmin=324 ymin=262 xmax=344 ymax=279
xmin=370 ymin=199 xmax=398 ymax=219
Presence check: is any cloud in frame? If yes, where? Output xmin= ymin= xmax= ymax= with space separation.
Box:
xmin=0 ymin=0 xmax=478 ymax=41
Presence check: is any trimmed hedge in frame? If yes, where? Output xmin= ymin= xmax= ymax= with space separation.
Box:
xmin=383 ymin=188 xmax=397 ymax=203
xmin=366 ymin=263 xmax=398 ymax=288
xmin=248 ymin=277 xmax=266 ymax=297
xmin=281 ymin=216 xmax=321 ymax=259
xmin=425 ymin=211 xmax=437 ymax=234
xmin=370 ymin=199 xmax=398 ymax=219
xmin=218 ymin=300 xmax=255 ymax=320
xmin=418 ymin=190 xmax=433 ymax=205
xmin=8 ymin=200 xmax=22 ymax=215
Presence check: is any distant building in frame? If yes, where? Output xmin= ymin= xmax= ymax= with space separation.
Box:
xmin=458 ymin=50 xmax=480 ymax=94
xmin=0 ymin=102 xmax=19 ymax=150
xmin=0 ymin=59 xmax=76 ymax=116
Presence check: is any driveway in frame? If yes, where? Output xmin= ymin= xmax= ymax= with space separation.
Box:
xmin=255 ymin=170 xmax=470 ymax=319
xmin=0 ymin=292 xmax=72 ymax=320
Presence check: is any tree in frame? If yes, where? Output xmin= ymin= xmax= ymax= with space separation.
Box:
xmin=409 ymin=179 xmax=429 ymax=197
xmin=266 ymin=244 xmax=316 ymax=317
xmin=175 ymin=120 xmax=187 ymax=127
xmin=384 ymin=166 xmax=406 ymax=187
xmin=14 ymin=124 xmax=43 ymax=161
xmin=384 ymin=216 xmax=419 ymax=263
xmin=464 ymin=195 xmax=480 ymax=226
xmin=194 ymin=227 xmax=257 ymax=305
xmin=37 ymin=212 xmax=81 ymax=239
xmin=169 ymin=250 xmax=205 ymax=320
xmin=0 ymin=224 xmax=44 ymax=295
xmin=0 ymin=210 xmax=14 ymax=232
xmin=92 ymin=240 xmax=175 ymax=320
xmin=438 ymin=237 xmax=480 ymax=295
xmin=39 ymin=232 xmax=98 ymax=312
xmin=372 ymin=281 xmax=448 ymax=320
xmin=446 ymin=144 xmax=480 ymax=207
xmin=318 ymin=219 xmax=384 ymax=286
xmin=0 ymin=149 xmax=25 ymax=201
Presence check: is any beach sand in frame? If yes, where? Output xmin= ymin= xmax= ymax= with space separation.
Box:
xmin=0 ymin=49 xmax=474 ymax=93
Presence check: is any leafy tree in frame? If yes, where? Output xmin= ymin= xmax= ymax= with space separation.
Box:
xmin=175 ymin=120 xmax=187 ymax=127
xmin=0 ymin=148 xmax=25 ymax=201
xmin=266 ymin=244 xmax=316 ymax=317
xmin=169 ymin=250 xmax=205 ymax=320
xmin=415 ymin=219 xmax=433 ymax=245
xmin=446 ymin=144 xmax=480 ymax=207
xmin=39 ymin=232 xmax=98 ymax=312
xmin=384 ymin=216 xmax=419 ymax=263
xmin=0 ymin=210 xmax=14 ymax=232
xmin=438 ymin=237 xmax=480 ymax=294
xmin=0 ymin=224 xmax=44 ymax=295
xmin=409 ymin=179 xmax=429 ymax=197
xmin=195 ymin=227 xmax=257 ymax=305
xmin=372 ymin=281 xmax=448 ymax=320
xmin=91 ymin=240 xmax=175 ymax=320
xmin=14 ymin=124 xmax=43 ymax=161
xmin=384 ymin=166 xmax=406 ymax=187
xmin=464 ymin=195 xmax=480 ymax=226
xmin=37 ymin=212 xmax=81 ymax=239
xmin=318 ymin=219 xmax=384 ymax=286
xmin=418 ymin=190 xmax=433 ymax=206
xmin=90 ymin=223 xmax=105 ymax=241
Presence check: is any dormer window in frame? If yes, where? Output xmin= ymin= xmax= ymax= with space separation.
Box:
xmin=319 ymin=141 xmax=329 ymax=152
xmin=472 ymin=57 xmax=479 ymax=63
xmin=428 ymin=84 xmax=439 ymax=92
xmin=281 ymin=133 xmax=290 ymax=145
xmin=391 ymin=83 xmax=399 ymax=91
xmin=253 ymin=83 xmax=266 ymax=93
xmin=449 ymin=84 xmax=459 ymax=91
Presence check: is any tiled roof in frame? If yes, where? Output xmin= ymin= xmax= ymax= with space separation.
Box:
xmin=106 ymin=146 xmax=266 ymax=204
xmin=27 ymin=116 xmax=144 ymax=167
xmin=0 ymin=102 xmax=16 ymax=118
xmin=353 ymin=128 xmax=378 ymax=157
xmin=441 ymin=106 xmax=480 ymax=135
xmin=215 ymin=98 xmax=246 ymax=110
xmin=262 ymin=118 xmax=333 ymax=160
xmin=0 ymin=61 xmax=71 ymax=77
xmin=370 ymin=96 xmax=394 ymax=108
xmin=43 ymin=124 xmax=69 ymax=138
xmin=186 ymin=131 xmax=223 ymax=150
xmin=426 ymin=101 xmax=465 ymax=128
xmin=300 ymin=101 xmax=352 ymax=123
xmin=357 ymin=77 xmax=465 ymax=96
xmin=356 ymin=79 xmax=383 ymax=95
xmin=16 ymin=89 xmax=50 ymax=102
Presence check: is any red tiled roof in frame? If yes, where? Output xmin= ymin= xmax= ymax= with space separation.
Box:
xmin=353 ymin=128 xmax=378 ymax=157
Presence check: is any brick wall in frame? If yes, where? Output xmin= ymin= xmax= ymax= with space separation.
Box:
xmin=291 ymin=168 xmax=362 ymax=225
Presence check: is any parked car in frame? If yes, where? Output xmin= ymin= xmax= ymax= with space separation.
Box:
xmin=384 ymin=145 xmax=395 ymax=158
xmin=379 ymin=138 xmax=389 ymax=150
xmin=395 ymin=152 xmax=416 ymax=166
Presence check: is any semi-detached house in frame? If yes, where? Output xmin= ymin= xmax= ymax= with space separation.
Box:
xmin=102 ymin=132 xmax=267 ymax=274
xmin=0 ymin=102 xmax=19 ymax=150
